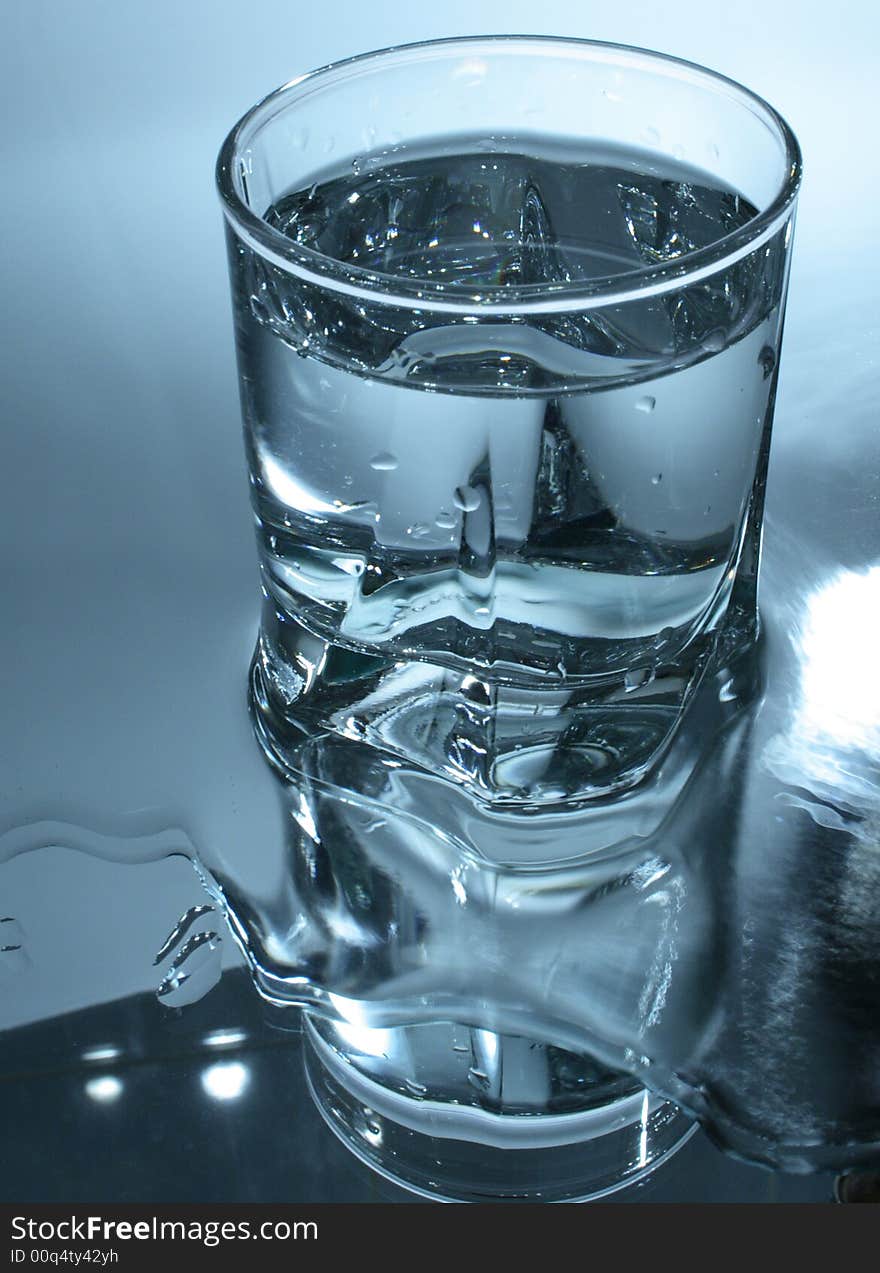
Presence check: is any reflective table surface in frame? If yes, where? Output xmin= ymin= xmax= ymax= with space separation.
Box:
xmin=1 ymin=3 xmax=878 ymax=1204
xmin=0 ymin=971 xmax=835 ymax=1204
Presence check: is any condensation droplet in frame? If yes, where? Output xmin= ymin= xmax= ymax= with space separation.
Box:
xmin=249 ymin=294 xmax=269 ymax=324
xmin=411 ymin=523 xmax=431 ymax=537
xmin=651 ymin=473 xmax=662 ymax=485
xmin=759 ymin=345 xmax=777 ymax=379
xmin=356 ymin=1108 xmax=383 ymax=1146
xmin=702 ymin=330 xmax=726 ymax=354
xmin=435 ymin=510 xmax=456 ymax=529
xmin=468 ymin=1067 xmax=490 ymax=1090
xmin=369 ymin=451 xmax=398 ymax=471
xmin=624 ymin=667 xmax=655 ymax=692
xmin=635 ymin=395 xmax=656 ymax=414
xmin=453 ymin=485 xmax=481 ymax=513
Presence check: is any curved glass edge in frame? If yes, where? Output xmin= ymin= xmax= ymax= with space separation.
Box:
xmin=216 ymin=34 xmax=802 ymax=315
xmin=303 ymin=1019 xmax=698 ymax=1202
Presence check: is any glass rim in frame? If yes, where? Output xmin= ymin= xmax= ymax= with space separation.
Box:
xmin=216 ymin=34 xmax=802 ymax=316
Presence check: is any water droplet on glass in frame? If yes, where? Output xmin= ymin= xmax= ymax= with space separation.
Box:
xmin=624 ymin=667 xmax=655 ymax=692
xmin=702 ymin=330 xmax=726 ymax=354
xmin=436 ymin=510 xmax=456 ymax=529
xmin=719 ymin=677 xmax=738 ymax=703
xmin=359 ymin=1116 xmax=382 ymax=1145
xmin=248 ymin=294 xmax=269 ymax=324
xmin=453 ymin=485 xmax=481 ymax=513
xmin=635 ymin=395 xmax=656 ymax=414
xmin=369 ymin=451 xmax=398 ymax=472
xmin=411 ymin=523 xmax=431 ymax=538
xmin=759 ymin=345 xmax=776 ymax=379
xmin=651 ymin=473 xmax=662 ymax=485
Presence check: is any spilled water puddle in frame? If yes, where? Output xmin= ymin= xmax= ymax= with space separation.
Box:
xmin=0 ymin=818 xmax=236 ymax=1027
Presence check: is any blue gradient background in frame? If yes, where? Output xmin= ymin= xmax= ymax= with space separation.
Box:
xmin=2 ymin=0 xmax=876 ymax=584
xmin=0 ymin=2 xmax=877 ymax=1202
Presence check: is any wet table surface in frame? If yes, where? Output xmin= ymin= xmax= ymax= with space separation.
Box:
xmin=1 ymin=7 xmax=878 ymax=1204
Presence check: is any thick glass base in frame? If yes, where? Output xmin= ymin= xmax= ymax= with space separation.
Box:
xmin=248 ymin=591 xmax=759 ymax=808
xmin=304 ymin=1016 xmax=695 ymax=1202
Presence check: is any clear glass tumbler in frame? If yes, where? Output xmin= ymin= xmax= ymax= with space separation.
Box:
xmin=216 ymin=35 xmax=802 ymax=1201
xmin=216 ymin=35 xmax=800 ymax=805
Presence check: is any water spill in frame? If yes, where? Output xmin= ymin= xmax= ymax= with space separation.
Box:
xmin=0 ymin=816 xmax=229 ymax=1015
xmin=152 ymin=904 xmax=215 ymax=965
xmin=774 ymin=791 xmax=852 ymax=832
xmin=156 ymin=929 xmax=223 ymax=1007
xmin=0 ymin=819 xmax=195 ymax=868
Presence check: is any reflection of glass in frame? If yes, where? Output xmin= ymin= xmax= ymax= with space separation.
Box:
xmin=216 ymin=37 xmax=801 ymax=1198
xmin=218 ymin=36 xmax=799 ymax=804
xmin=304 ymin=1020 xmax=693 ymax=1202
xmin=213 ymin=654 xmax=756 ymax=1200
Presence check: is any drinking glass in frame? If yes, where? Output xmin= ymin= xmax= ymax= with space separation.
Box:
xmin=217 ymin=35 xmax=800 ymax=807
xmin=216 ymin=36 xmax=801 ymax=1200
